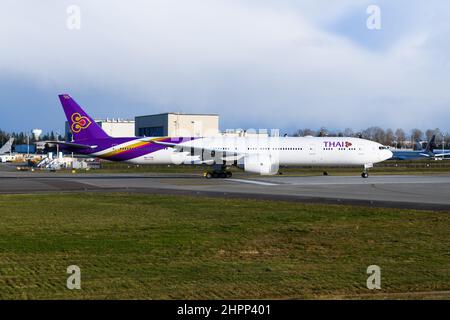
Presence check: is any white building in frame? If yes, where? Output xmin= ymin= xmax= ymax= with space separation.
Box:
xmin=65 ymin=119 xmax=135 ymax=140
xmin=97 ymin=119 xmax=135 ymax=137
xmin=220 ymin=129 xmax=270 ymax=138
xmin=135 ymin=113 xmax=219 ymax=137
xmin=64 ymin=113 xmax=268 ymax=140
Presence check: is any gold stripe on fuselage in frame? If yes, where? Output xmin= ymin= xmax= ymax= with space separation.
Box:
xmin=99 ymin=137 xmax=168 ymax=159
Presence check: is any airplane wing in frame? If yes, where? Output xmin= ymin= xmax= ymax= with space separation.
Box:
xmin=152 ymin=140 xmax=246 ymax=162
xmin=433 ymin=152 xmax=450 ymax=157
xmin=419 ymin=153 xmax=432 ymax=157
xmin=45 ymin=141 xmax=97 ymax=149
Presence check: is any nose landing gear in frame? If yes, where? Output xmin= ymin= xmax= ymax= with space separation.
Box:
xmin=361 ymin=163 xmax=373 ymax=178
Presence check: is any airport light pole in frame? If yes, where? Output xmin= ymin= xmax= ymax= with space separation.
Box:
xmin=56 ymin=131 xmax=60 ymax=158
xmin=443 ymin=132 xmax=447 ymax=159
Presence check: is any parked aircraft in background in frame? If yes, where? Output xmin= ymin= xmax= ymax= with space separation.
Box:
xmin=49 ymin=94 xmax=392 ymax=178
xmin=391 ymin=135 xmax=450 ymax=160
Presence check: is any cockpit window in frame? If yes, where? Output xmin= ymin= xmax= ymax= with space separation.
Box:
xmin=379 ymin=146 xmax=389 ymax=150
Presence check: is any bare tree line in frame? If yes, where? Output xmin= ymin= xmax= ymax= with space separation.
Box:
xmin=293 ymin=127 xmax=450 ymax=149
xmin=0 ymin=129 xmax=60 ymax=145
xmin=2 ymin=127 xmax=449 ymax=150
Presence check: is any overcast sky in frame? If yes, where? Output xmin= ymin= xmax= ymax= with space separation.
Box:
xmin=1 ymin=1 xmax=450 ymax=134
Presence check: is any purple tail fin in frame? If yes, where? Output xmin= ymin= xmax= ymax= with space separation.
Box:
xmin=59 ymin=94 xmax=109 ymax=141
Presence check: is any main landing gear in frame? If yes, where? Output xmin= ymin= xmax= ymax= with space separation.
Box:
xmin=204 ymin=165 xmax=232 ymax=179
xmin=204 ymin=170 xmax=232 ymax=179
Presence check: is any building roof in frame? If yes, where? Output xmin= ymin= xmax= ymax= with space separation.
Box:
xmin=95 ymin=119 xmax=135 ymax=123
xmin=135 ymin=112 xmax=219 ymax=118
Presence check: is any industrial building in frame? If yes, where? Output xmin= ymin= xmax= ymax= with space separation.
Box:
xmin=64 ymin=113 xmax=267 ymax=140
xmin=135 ymin=113 xmax=219 ymax=137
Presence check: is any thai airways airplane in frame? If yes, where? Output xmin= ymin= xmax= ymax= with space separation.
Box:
xmin=52 ymin=94 xmax=392 ymax=178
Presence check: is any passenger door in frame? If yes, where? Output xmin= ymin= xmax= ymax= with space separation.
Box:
xmin=309 ymin=144 xmax=317 ymax=163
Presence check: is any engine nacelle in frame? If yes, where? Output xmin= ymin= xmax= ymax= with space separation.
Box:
xmin=238 ymin=154 xmax=279 ymax=175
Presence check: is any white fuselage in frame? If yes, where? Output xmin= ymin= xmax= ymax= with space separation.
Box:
xmin=112 ymin=136 xmax=392 ymax=167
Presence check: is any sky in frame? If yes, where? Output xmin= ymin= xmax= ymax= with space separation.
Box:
xmin=1 ymin=0 xmax=450 ymax=135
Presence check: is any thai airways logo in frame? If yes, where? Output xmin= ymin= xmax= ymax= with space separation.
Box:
xmin=71 ymin=113 xmax=92 ymax=133
xmin=324 ymin=141 xmax=353 ymax=148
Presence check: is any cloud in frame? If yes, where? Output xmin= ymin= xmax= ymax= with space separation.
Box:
xmin=0 ymin=0 xmax=449 ymax=133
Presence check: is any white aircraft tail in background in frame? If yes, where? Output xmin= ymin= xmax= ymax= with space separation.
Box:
xmin=0 ymin=138 xmax=14 ymax=155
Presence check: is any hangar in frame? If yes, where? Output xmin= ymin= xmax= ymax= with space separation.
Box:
xmin=64 ymin=112 xmax=265 ymax=139
xmin=135 ymin=112 xmax=219 ymax=137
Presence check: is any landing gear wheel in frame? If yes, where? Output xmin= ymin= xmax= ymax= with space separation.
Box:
xmin=323 ymin=171 xmax=329 ymax=176
xmin=361 ymin=172 xmax=369 ymax=178
xmin=204 ymin=172 xmax=212 ymax=179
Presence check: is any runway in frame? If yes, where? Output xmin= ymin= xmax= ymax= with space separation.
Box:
xmin=1 ymin=166 xmax=450 ymax=211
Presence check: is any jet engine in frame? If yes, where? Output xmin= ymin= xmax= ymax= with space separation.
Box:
xmin=238 ymin=154 xmax=279 ymax=175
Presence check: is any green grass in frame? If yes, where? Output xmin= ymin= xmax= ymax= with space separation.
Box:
xmin=0 ymin=193 xmax=449 ymax=299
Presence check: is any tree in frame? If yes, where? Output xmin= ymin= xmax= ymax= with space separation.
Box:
xmin=425 ymin=129 xmax=435 ymax=141
xmin=343 ymin=128 xmax=354 ymax=137
xmin=318 ymin=127 xmax=328 ymax=137
xmin=410 ymin=129 xmax=423 ymax=144
xmin=303 ymin=128 xmax=316 ymax=136
xmin=293 ymin=128 xmax=316 ymax=137
xmin=385 ymin=128 xmax=395 ymax=146
xmin=395 ymin=128 xmax=406 ymax=149
xmin=373 ymin=127 xmax=386 ymax=144
xmin=361 ymin=127 xmax=385 ymax=143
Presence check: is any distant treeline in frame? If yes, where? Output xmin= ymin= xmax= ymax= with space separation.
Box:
xmin=1 ymin=127 xmax=449 ymax=149
xmin=293 ymin=127 xmax=449 ymax=149
xmin=0 ymin=129 xmax=61 ymax=145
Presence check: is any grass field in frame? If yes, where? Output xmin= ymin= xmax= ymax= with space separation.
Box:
xmin=0 ymin=193 xmax=449 ymax=299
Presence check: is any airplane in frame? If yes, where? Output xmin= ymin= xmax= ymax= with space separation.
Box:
xmin=49 ymin=94 xmax=393 ymax=178
xmin=391 ymin=135 xmax=450 ymax=160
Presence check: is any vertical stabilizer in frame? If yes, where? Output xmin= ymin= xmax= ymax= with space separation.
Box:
xmin=0 ymin=138 xmax=14 ymax=154
xmin=58 ymin=94 xmax=109 ymax=141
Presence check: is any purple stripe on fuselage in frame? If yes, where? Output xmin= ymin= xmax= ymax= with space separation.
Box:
xmin=106 ymin=141 xmax=164 ymax=161
xmin=61 ymin=137 xmax=197 ymax=161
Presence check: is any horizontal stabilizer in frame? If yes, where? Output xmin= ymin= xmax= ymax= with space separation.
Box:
xmin=46 ymin=141 xmax=97 ymax=149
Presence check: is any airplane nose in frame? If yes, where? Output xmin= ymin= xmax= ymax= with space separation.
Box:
xmin=385 ymin=150 xmax=393 ymax=160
